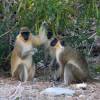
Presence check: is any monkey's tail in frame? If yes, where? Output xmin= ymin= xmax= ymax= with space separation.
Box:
xmin=17 ymin=64 xmax=28 ymax=82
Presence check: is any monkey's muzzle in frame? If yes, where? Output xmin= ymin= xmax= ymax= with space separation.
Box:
xmin=21 ymin=32 xmax=30 ymax=41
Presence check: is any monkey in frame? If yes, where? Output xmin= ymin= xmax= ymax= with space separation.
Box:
xmin=50 ymin=38 xmax=90 ymax=85
xmin=11 ymin=27 xmax=36 ymax=82
xmin=37 ymin=21 xmax=56 ymax=66
xmin=37 ymin=21 xmax=61 ymax=79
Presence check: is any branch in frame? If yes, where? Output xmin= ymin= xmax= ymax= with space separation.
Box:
xmin=0 ymin=25 xmax=16 ymax=38
xmin=88 ymin=33 xmax=96 ymax=39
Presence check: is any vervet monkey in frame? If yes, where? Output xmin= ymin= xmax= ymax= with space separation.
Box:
xmin=11 ymin=27 xmax=36 ymax=82
xmin=38 ymin=21 xmax=56 ymax=66
xmin=50 ymin=38 xmax=90 ymax=85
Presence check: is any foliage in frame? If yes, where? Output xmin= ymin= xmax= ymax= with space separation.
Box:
xmin=96 ymin=66 xmax=100 ymax=72
xmin=0 ymin=0 xmax=100 ymax=71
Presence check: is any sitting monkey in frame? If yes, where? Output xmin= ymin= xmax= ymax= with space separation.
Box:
xmin=50 ymin=38 xmax=90 ymax=85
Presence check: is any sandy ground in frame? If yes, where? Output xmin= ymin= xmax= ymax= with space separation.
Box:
xmin=0 ymin=76 xmax=100 ymax=100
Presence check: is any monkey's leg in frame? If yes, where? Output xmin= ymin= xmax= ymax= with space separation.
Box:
xmin=68 ymin=60 xmax=89 ymax=83
xmin=18 ymin=64 xmax=28 ymax=82
xmin=48 ymin=58 xmax=56 ymax=77
xmin=53 ymin=63 xmax=64 ymax=82
xmin=64 ymin=64 xmax=74 ymax=85
xmin=28 ymin=65 xmax=36 ymax=81
xmin=44 ymin=48 xmax=49 ymax=66
xmin=68 ymin=61 xmax=89 ymax=83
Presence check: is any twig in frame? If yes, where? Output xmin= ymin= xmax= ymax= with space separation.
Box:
xmin=0 ymin=25 xmax=16 ymax=38
xmin=17 ymin=0 xmax=24 ymax=13
xmin=0 ymin=30 xmax=11 ymax=38
xmin=9 ymin=81 xmax=23 ymax=99
xmin=88 ymin=33 xmax=96 ymax=39
xmin=88 ymin=41 xmax=95 ymax=56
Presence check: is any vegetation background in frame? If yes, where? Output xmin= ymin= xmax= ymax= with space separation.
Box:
xmin=0 ymin=0 xmax=100 ymax=76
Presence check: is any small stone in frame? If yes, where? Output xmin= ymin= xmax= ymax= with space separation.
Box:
xmin=65 ymin=96 xmax=74 ymax=100
xmin=78 ymin=95 xmax=86 ymax=100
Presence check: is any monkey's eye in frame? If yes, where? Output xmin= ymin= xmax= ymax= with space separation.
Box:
xmin=50 ymin=38 xmax=58 ymax=47
xmin=21 ymin=32 xmax=29 ymax=34
xmin=47 ymin=31 xmax=53 ymax=39
xmin=21 ymin=32 xmax=30 ymax=37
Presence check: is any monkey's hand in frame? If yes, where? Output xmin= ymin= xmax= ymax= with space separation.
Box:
xmin=33 ymin=48 xmax=38 ymax=54
xmin=21 ymin=50 xmax=34 ymax=59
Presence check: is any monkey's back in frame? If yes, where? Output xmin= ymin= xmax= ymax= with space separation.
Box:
xmin=60 ymin=46 xmax=81 ymax=62
xmin=60 ymin=46 xmax=89 ymax=79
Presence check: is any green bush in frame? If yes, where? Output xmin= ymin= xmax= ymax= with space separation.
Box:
xmin=0 ymin=0 xmax=99 ymax=71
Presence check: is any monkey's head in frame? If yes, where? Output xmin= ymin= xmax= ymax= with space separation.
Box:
xmin=20 ymin=27 xmax=30 ymax=41
xmin=50 ymin=38 xmax=65 ymax=49
xmin=39 ymin=21 xmax=53 ymax=40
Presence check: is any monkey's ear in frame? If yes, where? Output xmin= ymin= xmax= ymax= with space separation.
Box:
xmin=50 ymin=38 xmax=58 ymax=47
xmin=58 ymin=31 xmax=65 ymax=36
xmin=60 ymin=40 xmax=65 ymax=46
xmin=47 ymin=31 xmax=53 ymax=39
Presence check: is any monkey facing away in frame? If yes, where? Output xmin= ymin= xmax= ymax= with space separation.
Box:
xmin=38 ymin=21 xmax=56 ymax=66
xmin=11 ymin=27 xmax=36 ymax=82
xmin=50 ymin=38 xmax=90 ymax=85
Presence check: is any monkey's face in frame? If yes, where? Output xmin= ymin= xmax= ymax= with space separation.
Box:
xmin=21 ymin=32 xmax=30 ymax=41
xmin=50 ymin=38 xmax=58 ymax=47
xmin=41 ymin=21 xmax=49 ymax=29
xmin=40 ymin=21 xmax=53 ymax=40
xmin=50 ymin=38 xmax=64 ymax=49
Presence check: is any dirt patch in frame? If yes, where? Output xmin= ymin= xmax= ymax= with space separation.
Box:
xmin=0 ymin=77 xmax=100 ymax=100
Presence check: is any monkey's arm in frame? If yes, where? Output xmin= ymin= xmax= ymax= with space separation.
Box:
xmin=49 ymin=58 xmax=56 ymax=67
xmin=21 ymin=50 xmax=34 ymax=59
xmin=14 ymin=40 xmax=30 ymax=59
xmin=32 ymin=33 xmax=47 ymax=47
xmin=32 ymin=35 xmax=42 ymax=46
xmin=14 ymin=40 xmax=22 ymax=58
